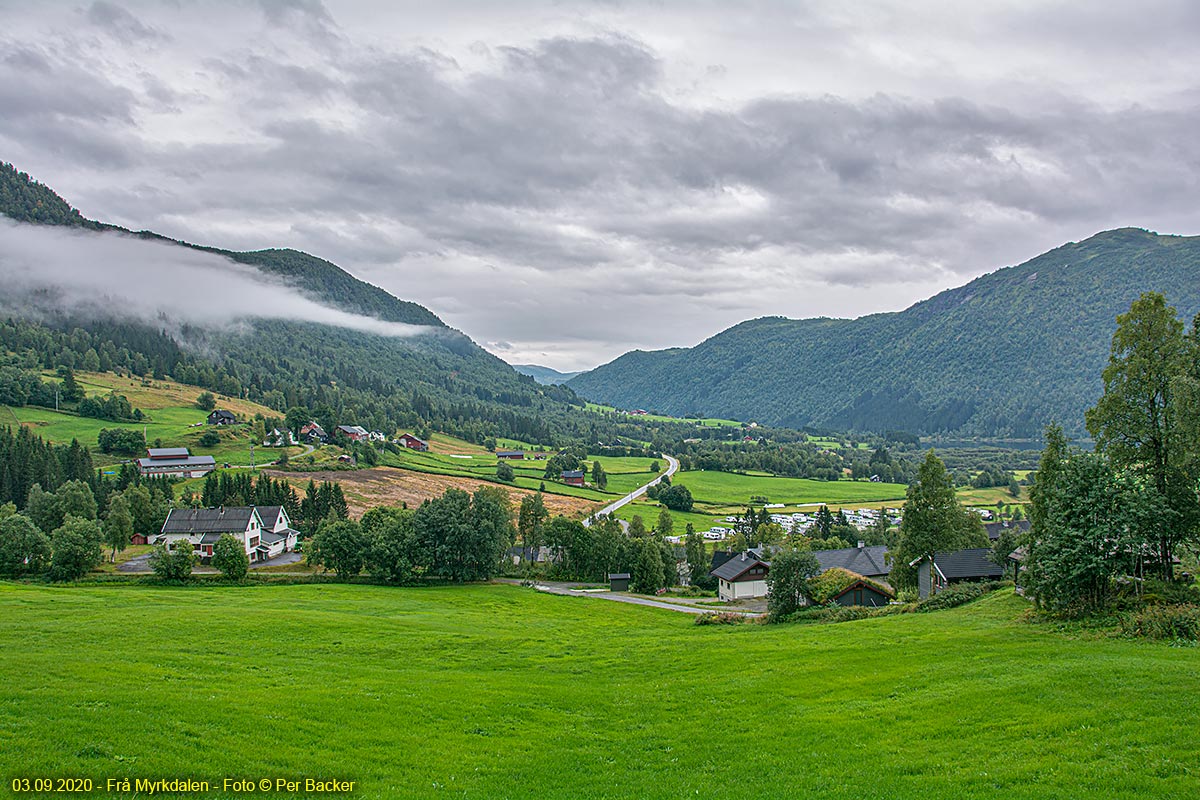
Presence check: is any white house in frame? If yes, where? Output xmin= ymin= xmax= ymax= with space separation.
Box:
xmin=711 ymin=552 xmax=771 ymax=601
xmin=158 ymin=507 xmax=265 ymax=561
xmin=254 ymin=506 xmax=300 ymax=559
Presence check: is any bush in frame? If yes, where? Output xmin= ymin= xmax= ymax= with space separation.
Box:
xmin=1139 ymin=579 xmax=1200 ymax=606
xmin=199 ymin=430 xmax=221 ymax=447
xmin=1120 ymin=604 xmax=1200 ymax=641
xmin=150 ymin=540 xmax=195 ymax=581
xmin=97 ymin=427 xmax=147 ymax=456
xmin=211 ymin=534 xmax=250 ymax=581
xmin=694 ymin=612 xmax=749 ymax=626
xmin=496 ymin=461 xmax=515 ymax=482
xmin=916 ymin=581 xmax=1007 ymax=613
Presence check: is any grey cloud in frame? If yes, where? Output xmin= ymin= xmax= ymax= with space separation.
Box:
xmin=2 ymin=3 xmax=1198 ymax=369
xmin=85 ymin=1 xmax=171 ymax=44
xmin=0 ymin=221 xmax=435 ymax=339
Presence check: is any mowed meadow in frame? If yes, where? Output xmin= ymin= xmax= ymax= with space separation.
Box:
xmin=1 ymin=583 xmax=1198 ymax=799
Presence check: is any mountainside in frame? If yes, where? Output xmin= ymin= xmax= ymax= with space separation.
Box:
xmin=512 ymin=364 xmax=583 ymax=385
xmin=569 ymin=229 xmax=1200 ymax=437
xmin=0 ymin=162 xmax=583 ymax=442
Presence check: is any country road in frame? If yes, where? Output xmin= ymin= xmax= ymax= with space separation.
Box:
xmin=584 ymin=453 xmax=679 ymax=527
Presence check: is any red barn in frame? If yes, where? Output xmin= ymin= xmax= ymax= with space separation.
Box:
xmin=398 ymin=433 xmax=429 ymax=452
xmin=561 ymin=470 xmax=585 ymax=486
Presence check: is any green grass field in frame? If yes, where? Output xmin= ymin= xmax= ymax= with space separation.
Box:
xmin=673 ymin=470 xmax=908 ymax=510
xmin=0 ymin=582 xmax=1195 ymax=799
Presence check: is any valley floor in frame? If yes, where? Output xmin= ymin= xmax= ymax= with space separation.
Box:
xmin=1 ymin=583 xmax=1197 ymax=798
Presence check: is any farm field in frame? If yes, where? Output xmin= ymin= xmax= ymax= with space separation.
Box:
xmin=672 ymin=470 xmax=908 ymax=510
xmin=1 ymin=582 xmax=1196 ymax=799
xmin=583 ymin=401 xmax=743 ymax=427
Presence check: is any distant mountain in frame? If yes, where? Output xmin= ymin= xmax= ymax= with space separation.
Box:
xmin=512 ymin=364 xmax=583 ymax=385
xmin=0 ymin=162 xmax=585 ymax=442
xmin=568 ymin=229 xmax=1200 ymax=437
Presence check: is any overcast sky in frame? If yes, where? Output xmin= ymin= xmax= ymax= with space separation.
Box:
xmin=2 ymin=1 xmax=1198 ymax=371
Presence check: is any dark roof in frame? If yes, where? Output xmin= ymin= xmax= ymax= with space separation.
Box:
xmin=934 ymin=548 xmax=1005 ymax=580
xmin=147 ymin=447 xmax=190 ymax=459
xmin=710 ymin=550 xmax=735 ymax=573
xmin=711 ymin=553 xmax=769 ymax=582
xmin=608 ymin=573 xmax=631 ymax=580
xmin=199 ymin=532 xmax=224 ymax=544
xmin=209 ymin=410 xmax=236 ymax=420
xmin=496 ymin=450 xmax=524 ymax=456
xmin=813 ymin=545 xmax=890 ymax=578
xmin=400 ymin=432 xmax=426 ymax=442
xmin=260 ymin=529 xmax=286 ymax=544
xmin=831 ymin=578 xmax=895 ymax=601
xmin=161 ymin=507 xmax=259 ymax=535
xmin=255 ymin=506 xmax=284 ymax=529
xmin=561 ymin=470 xmax=585 ymax=478
xmin=138 ymin=455 xmax=215 ymax=470
xmin=984 ymin=520 xmax=1031 ymax=541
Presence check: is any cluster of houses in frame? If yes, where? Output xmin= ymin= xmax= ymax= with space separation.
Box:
xmin=709 ymin=528 xmax=1017 ymax=605
xmin=147 ymin=505 xmax=300 ymax=563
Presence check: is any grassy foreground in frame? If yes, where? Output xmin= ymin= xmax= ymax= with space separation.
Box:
xmin=0 ymin=584 xmax=1196 ymax=799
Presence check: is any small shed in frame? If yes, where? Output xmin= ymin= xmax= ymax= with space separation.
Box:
xmin=608 ymin=573 xmax=631 ymax=592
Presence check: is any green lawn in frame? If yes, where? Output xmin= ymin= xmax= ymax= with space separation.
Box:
xmin=673 ymin=470 xmax=908 ymax=509
xmin=0 ymin=583 xmax=1195 ymax=798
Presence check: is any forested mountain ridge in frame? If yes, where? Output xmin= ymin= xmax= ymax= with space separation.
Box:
xmin=0 ymin=163 xmax=443 ymax=328
xmin=0 ymin=162 xmax=590 ymax=442
xmin=512 ymin=364 xmax=583 ymax=385
xmin=569 ymin=228 xmax=1200 ymax=437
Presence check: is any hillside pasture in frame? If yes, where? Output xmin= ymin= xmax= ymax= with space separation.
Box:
xmin=0 ymin=582 xmax=1195 ymax=799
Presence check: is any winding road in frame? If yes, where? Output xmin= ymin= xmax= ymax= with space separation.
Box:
xmin=584 ymin=453 xmax=680 ymax=527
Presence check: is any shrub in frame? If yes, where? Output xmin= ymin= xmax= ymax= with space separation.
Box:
xmin=150 ymin=540 xmax=195 ymax=581
xmin=916 ymin=581 xmax=1007 ymax=613
xmin=211 ymin=534 xmax=250 ymax=581
xmin=199 ymin=430 xmax=221 ymax=447
xmin=48 ymin=516 xmax=104 ymax=581
xmin=694 ymin=612 xmax=749 ymax=626
xmin=1120 ymin=604 xmax=1200 ymax=641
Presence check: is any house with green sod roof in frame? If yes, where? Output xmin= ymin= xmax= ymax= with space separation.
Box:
xmin=806 ymin=567 xmax=895 ymax=607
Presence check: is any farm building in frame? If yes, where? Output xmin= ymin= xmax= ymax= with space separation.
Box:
xmin=207 ymin=409 xmax=237 ymax=426
xmin=911 ymin=548 xmax=1007 ymax=599
xmin=561 ymin=470 xmax=586 ymax=486
xmin=608 ymin=573 xmax=631 ymax=592
xmin=136 ymin=447 xmax=216 ymax=479
xmin=398 ymin=433 xmax=428 ymax=452
xmin=496 ymin=450 xmax=525 ymax=460
xmin=157 ymin=507 xmax=265 ymax=562
xmin=337 ymin=425 xmax=369 ymax=442
xmin=711 ymin=552 xmax=770 ymax=601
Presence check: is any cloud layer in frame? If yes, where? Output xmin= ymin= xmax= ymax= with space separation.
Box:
xmin=1 ymin=1 xmax=1198 ymax=369
xmin=0 ymin=220 xmax=432 ymax=339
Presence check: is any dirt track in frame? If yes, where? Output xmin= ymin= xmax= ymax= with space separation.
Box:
xmin=264 ymin=467 xmax=598 ymax=518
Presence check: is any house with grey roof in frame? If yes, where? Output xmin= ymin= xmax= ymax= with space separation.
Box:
xmin=711 ymin=552 xmax=771 ymax=601
xmin=910 ymin=547 xmax=1006 ymax=599
xmin=158 ymin=507 xmax=265 ymax=562
xmin=812 ymin=543 xmax=891 ymax=584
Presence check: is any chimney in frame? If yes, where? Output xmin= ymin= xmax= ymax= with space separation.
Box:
xmin=740 ymin=552 xmax=747 ymax=561
xmin=857 ymin=541 xmax=865 ymax=549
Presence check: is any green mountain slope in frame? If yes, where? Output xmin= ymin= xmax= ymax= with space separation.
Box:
xmin=0 ymin=162 xmax=580 ymax=442
xmin=512 ymin=364 xmax=583 ymax=385
xmin=569 ymin=228 xmax=1200 ymax=437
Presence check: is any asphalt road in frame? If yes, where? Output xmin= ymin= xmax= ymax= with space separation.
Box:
xmin=584 ymin=453 xmax=680 ymax=527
